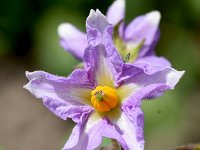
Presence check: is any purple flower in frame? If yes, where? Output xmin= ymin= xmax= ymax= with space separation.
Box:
xmin=58 ymin=0 xmax=125 ymax=59
xmin=24 ymin=10 xmax=184 ymax=150
xmin=58 ymin=0 xmax=158 ymax=59
xmin=58 ymin=0 xmax=170 ymax=76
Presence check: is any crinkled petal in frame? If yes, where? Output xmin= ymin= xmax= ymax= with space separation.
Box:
xmin=86 ymin=9 xmax=123 ymax=68
xmin=106 ymin=0 xmax=125 ymax=25
xmin=119 ymin=64 xmax=184 ymax=89
xmin=62 ymin=109 xmax=92 ymax=149
xmin=64 ymin=107 xmax=144 ymax=150
xmin=86 ymin=9 xmax=110 ymax=46
xmin=63 ymin=112 xmax=125 ymax=150
xmin=134 ymin=56 xmax=171 ymax=74
xmin=63 ymin=105 xmax=144 ymax=150
xmin=108 ymin=106 xmax=144 ymax=150
xmin=58 ymin=23 xmax=88 ymax=59
xmin=124 ymin=11 xmax=161 ymax=57
xmin=63 ymin=124 xmax=84 ymax=149
xmin=24 ymin=70 xmax=94 ymax=119
xmin=118 ymin=64 xmax=185 ymax=101
xmin=83 ymin=44 xmax=117 ymax=88
xmin=43 ymin=99 xmax=93 ymax=122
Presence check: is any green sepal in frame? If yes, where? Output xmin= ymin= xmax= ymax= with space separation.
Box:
xmin=74 ymin=62 xmax=84 ymax=69
xmin=127 ymin=39 xmax=145 ymax=63
xmin=113 ymin=20 xmax=145 ymax=63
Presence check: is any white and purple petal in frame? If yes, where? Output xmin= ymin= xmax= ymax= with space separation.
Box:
xmin=63 ymin=112 xmax=125 ymax=150
xmin=90 ymin=105 xmax=145 ymax=150
xmin=24 ymin=70 xmax=94 ymax=120
xmin=134 ymin=56 xmax=171 ymax=74
xmin=124 ymin=11 xmax=161 ymax=57
xmin=106 ymin=0 xmax=125 ymax=25
xmin=64 ymin=106 xmax=144 ymax=150
xmin=86 ymin=9 xmax=110 ymax=46
xmin=85 ymin=10 xmax=128 ymax=87
xmin=118 ymin=64 xmax=184 ymax=102
xmin=83 ymin=44 xmax=118 ymax=88
xmin=86 ymin=9 xmax=123 ymax=67
xmin=112 ymin=106 xmax=144 ymax=150
xmin=58 ymin=23 xmax=88 ymax=59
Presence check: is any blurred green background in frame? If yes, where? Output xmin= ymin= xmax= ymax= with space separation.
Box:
xmin=0 ymin=0 xmax=199 ymax=150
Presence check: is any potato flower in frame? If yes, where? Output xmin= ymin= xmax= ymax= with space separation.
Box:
xmin=24 ymin=10 xmax=184 ymax=150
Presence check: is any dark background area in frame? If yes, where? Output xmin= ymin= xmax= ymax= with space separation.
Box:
xmin=0 ymin=0 xmax=200 ymax=150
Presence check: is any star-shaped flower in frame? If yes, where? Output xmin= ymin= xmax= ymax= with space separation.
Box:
xmin=24 ymin=10 xmax=184 ymax=150
xmin=58 ymin=0 xmax=171 ymax=77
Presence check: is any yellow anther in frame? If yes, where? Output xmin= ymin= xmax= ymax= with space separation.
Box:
xmin=91 ymin=86 xmax=118 ymax=112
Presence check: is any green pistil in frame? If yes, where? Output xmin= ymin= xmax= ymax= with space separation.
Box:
xmin=95 ymin=90 xmax=104 ymax=101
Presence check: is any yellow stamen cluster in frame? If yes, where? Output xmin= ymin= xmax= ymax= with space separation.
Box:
xmin=91 ymin=86 xmax=118 ymax=112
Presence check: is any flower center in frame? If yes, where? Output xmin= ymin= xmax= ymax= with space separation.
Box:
xmin=91 ymin=86 xmax=118 ymax=112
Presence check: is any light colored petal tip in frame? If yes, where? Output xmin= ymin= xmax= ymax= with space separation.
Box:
xmin=57 ymin=23 xmax=87 ymax=59
xmin=58 ymin=23 xmax=77 ymax=39
xmin=166 ymin=70 xmax=185 ymax=89
xmin=106 ymin=0 xmax=125 ymax=25
xmin=146 ymin=11 xmax=161 ymax=25
xmin=58 ymin=23 xmax=70 ymax=38
xmin=96 ymin=9 xmax=103 ymax=16
xmin=25 ymin=71 xmax=34 ymax=79
xmin=88 ymin=9 xmax=95 ymax=19
xmin=112 ymin=0 xmax=125 ymax=12
xmin=86 ymin=9 xmax=111 ymax=46
xmin=87 ymin=9 xmax=107 ymax=22
xmin=23 ymin=71 xmax=32 ymax=89
xmin=23 ymin=83 xmax=28 ymax=90
xmin=113 ymin=0 xmax=125 ymax=5
xmin=86 ymin=9 xmax=109 ymax=31
xmin=25 ymin=71 xmax=29 ymax=77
